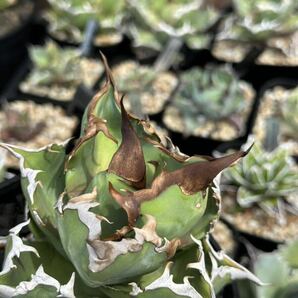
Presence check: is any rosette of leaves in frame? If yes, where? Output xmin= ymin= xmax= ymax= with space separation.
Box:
xmin=224 ymin=143 xmax=298 ymax=220
xmin=113 ymin=62 xmax=177 ymax=116
xmin=124 ymin=0 xmax=220 ymax=51
xmin=251 ymin=239 xmax=298 ymax=298
xmin=47 ymin=0 xmax=124 ymax=44
xmin=28 ymin=40 xmax=81 ymax=87
xmin=217 ymin=0 xmax=298 ymax=45
xmin=0 ymin=57 xmax=261 ymax=297
xmin=165 ymin=65 xmax=248 ymax=136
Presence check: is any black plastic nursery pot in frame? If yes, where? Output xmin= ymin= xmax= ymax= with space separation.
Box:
xmin=0 ymin=171 xmax=26 ymax=237
xmin=216 ymin=45 xmax=298 ymax=91
xmin=48 ymin=29 xmax=133 ymax=60
xmin=0 ymin=56 xmax=100 ymax=118
xmin=242 ymin=63 xmax=298 ymax=92
xmin=0 ymin=0 xmax=36 ymax=93
xmin=220 ymin=218 xmax=282 ymax=253
xmin=0 ymin=58 xmax=69 ymax=109
xmin=251 ymin=77 xmax=298 ymax=160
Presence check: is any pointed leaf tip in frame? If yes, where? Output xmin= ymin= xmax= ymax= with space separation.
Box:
xmin=100 ymin=51 xmax=116 ymax=88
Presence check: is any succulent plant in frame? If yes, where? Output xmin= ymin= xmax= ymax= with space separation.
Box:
xmin=279 ymin=87 xmax=298 ymax=141
xmin=27 ymin=40 xmax=81 ymax=87
xmin=217 ymin=0 xmax=298 ymax=44
xmin=124 ymin=0 xmax=220 ymax=51
xmin=0 ymin=58 xmax=261 ymax=296
xmin=113 ymin=61 xmax=177 ymax=116
xmin=252 ymin=239 xmax=298 ymax=298
xmin=0 ymin=105 xmax=45 ymax=142
xmin=224 ymin=143 xmax=298 ymax=220
xmin=166 ymin=65 xmax=248 ymax=135
xmin=47 ymin=0 xmax=124 ymax=43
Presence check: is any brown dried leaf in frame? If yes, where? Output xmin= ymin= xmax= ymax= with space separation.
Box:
xmin=108 ymin=98 xmax=146 ymax=188
xmin=109 ymin=149 xmax=250 ymax=225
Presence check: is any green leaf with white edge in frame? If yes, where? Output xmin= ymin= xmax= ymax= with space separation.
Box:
xmin=84 ymin=172 xmax=131 ymax=239
xmin=56 ymin=190 xmax=167 ymax=286
xmin=0 ymin=142 xmax=67 ymax=253
xmin=0 ymin=221 xmax=75 ymax=298
xmin=201 ymin=237 xmax=263 ymax=293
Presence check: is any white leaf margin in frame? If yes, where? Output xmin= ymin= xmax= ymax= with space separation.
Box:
xmin=0 ymin=220 xmax=76 ymax=298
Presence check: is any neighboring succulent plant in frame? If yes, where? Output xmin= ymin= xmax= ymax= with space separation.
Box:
xmin=167 ymin=65 xmax=248 ymax=135
xmin=279 ymin=87 xmax=298 ymax=141
xmin=113 ymin=61 xmax=177 ymax=116
xmin=28 ymin=40 xmax=81 ymax=87
xmin=0 ymin=148 xmax=6 ymax=183
xmin=0 ymin=105 xmax=45 ymax=142
xmin=47 ymin=0 xmax=124 ymax=43
xmin=0 ymin=58 xmax=261 ymax=297
xmin=253 ymin=239 xmax=298 ymax=298
xmin=217 ymin=0 xmax=298 ymax=44
xmin=224 ymin=143 xmax=298 ymax=220
xmin=116 ymin=64 xmax=156 ymax=116
xmin=125 ymin=0 xmax=220 ymax=51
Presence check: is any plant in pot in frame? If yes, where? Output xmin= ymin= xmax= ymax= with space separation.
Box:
xmin=19 ymin=40 xmax=104 ymax=102
xmin=253 ymin=85 xmax=298 ymax=157
xmin=237 ymin=238 xmax=298 ymax=298
xmin=0 ymin=57 xmax=262 ymax=297
xmin=163 ymin=64 xmax=255 ymax=151
xmin=212 ymin=0 xmax=298 ymax=66
xmin=111 ymin=60 xmax=178 ymax=118
xmin=123 ymin=0 xmax=221 ymax=61
xmin=46 ymin=0 xmax=125 ymax=47
xmin=221 ymin=142 xmax=298 ymax=244
xmin=0 ymin=100 xmax=78 ymax=168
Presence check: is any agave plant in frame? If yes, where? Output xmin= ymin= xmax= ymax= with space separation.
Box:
xmin=0 ymin=58 xmax=261 ymax=297
xmin=124 ymin=0 xmax=220 ymax=51
xmin=26 ymin=40 xmax=81 ymax=87
xmin=217 ymin=0 xmax=298 ymax=45
xmin=224 ymin=143 xmax=298 ymax=220
xmin=47 ymin=0 xmax=124 ymax=44
xmin=164 ymin=65 xmax=250 ymax=136
xmin=112 ymin=61 xmax=178 ymax=116
xmin=252 ymin=239 xmax=298 ymax=298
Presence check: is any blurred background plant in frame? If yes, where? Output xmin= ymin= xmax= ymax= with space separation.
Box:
xmin=28 ymin=40 xmax=81 ymax=87
xmin=47 ymin=0 xmax=125 ymax=45
xmin=163 ymin=64 xmax=254 ymax=139
xmin=224 ymin=143 xmax=298 ymax=222
xmin=124 ymin=0 xmax=221 ymax=52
